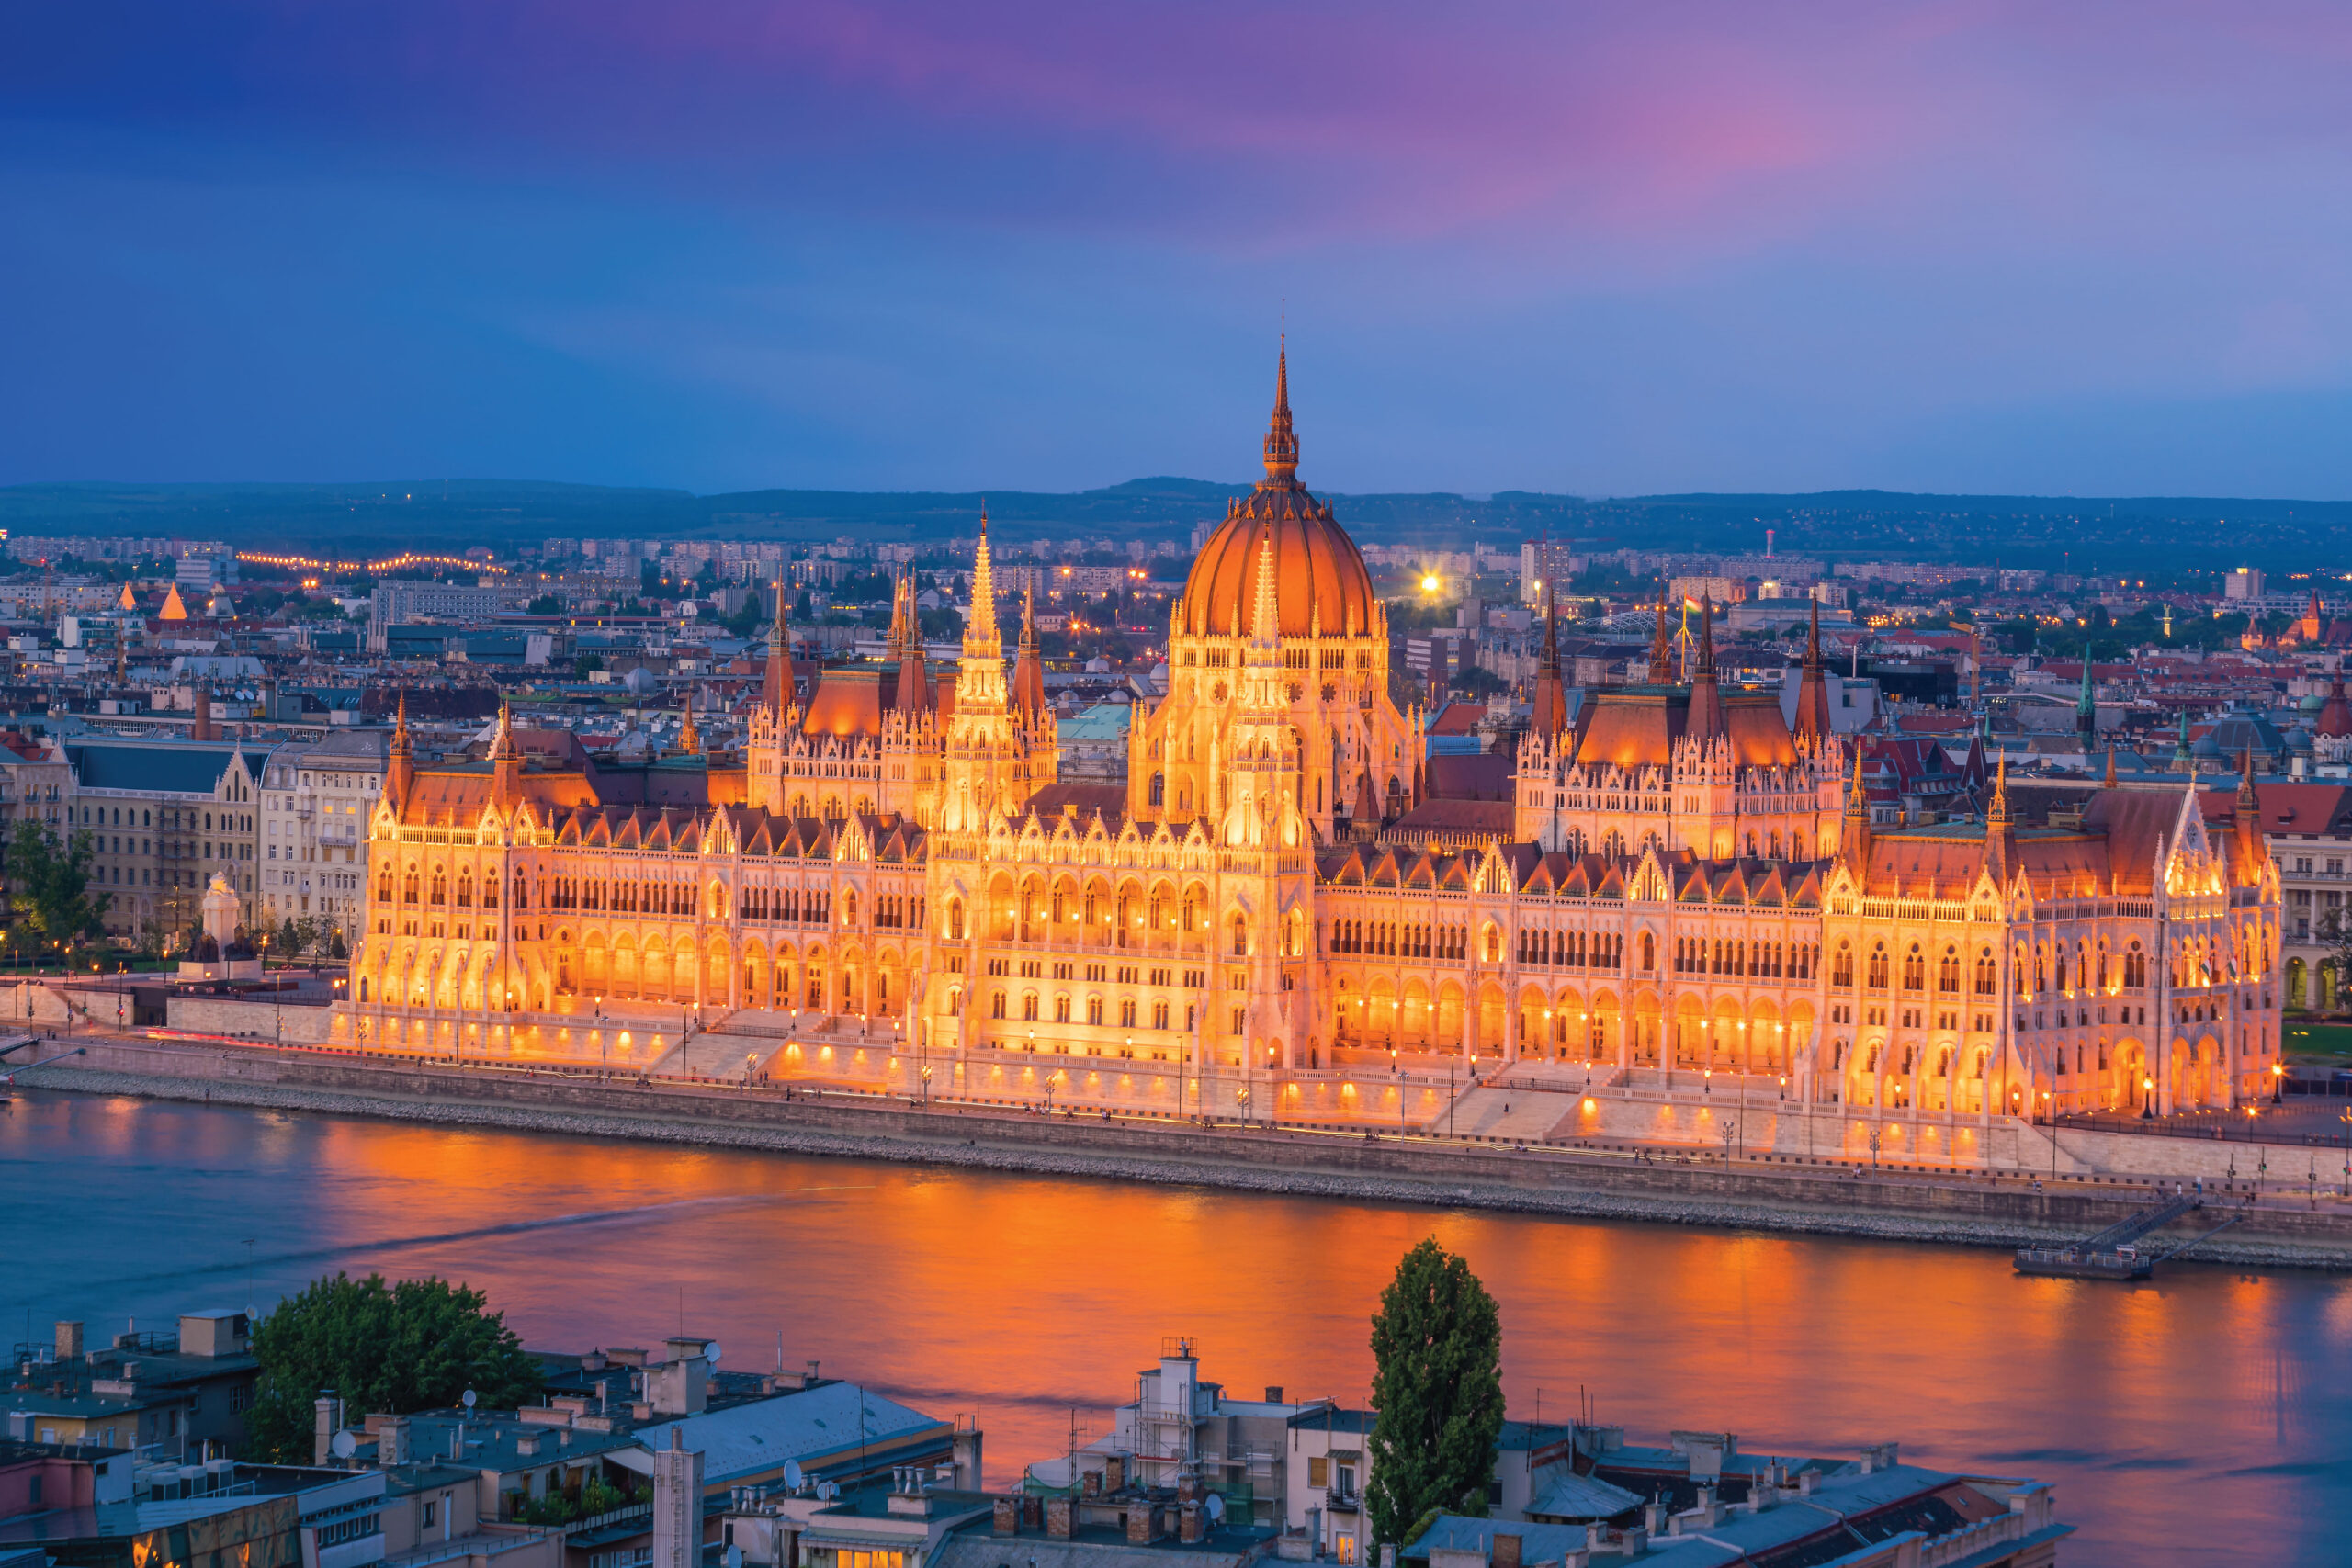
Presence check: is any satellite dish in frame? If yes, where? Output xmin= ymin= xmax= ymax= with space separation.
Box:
xmin=1205 ymin=1493 xmax=1226 ymax=1524
xmin=331 ymin=1430 xmax=357 ymax=1460
xmin=705 ymin=1342 xmax=722 ymax=1365
xmin=462 ymin=1388 xmax=478 ymax=1411
xmin=783 ymin=1460 xmax=805 ymax=1490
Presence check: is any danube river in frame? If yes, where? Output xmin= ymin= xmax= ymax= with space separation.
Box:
xmin=7 ymin=1089 xmax=2347 ymax=1566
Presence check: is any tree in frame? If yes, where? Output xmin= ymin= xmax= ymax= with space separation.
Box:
xmin=526 ymin=594 xmax=563 ymax=616
xmin=2314 ymin=907 xmax=2352 ymax=1013
xmin=5 ymin=821 xmax=109 ymax=957
xmin=246 ymin=1273 xmax=543 ymax=1461
xmin=1365 ymin=1240 xmax=1505 ymax=1549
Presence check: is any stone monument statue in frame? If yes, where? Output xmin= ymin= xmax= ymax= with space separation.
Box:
xmin=201 ymin=872 xmax=241 ymax=951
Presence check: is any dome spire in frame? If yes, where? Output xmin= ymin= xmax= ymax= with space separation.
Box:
xmin=1263 ymin=336 xmax=1298 ymax=483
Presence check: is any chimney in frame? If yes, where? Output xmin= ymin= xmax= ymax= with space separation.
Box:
xmin=1180 ymin=1501 xmax=1204 ymax=1545
xmin=1176 ymin=1473 xmax=1199 ymax=1503
xmin=1083 ymin=1470 xmax=1102 ymax=1498
xmin=1046 ymin=1498 xmax=1075 ymax=1540
xmin=378 ymin=1416 xmax=410 ymax=1466
xmin=55 ymin=1322 xmax=83 ymax=1361
xmin=1494 ymin=1533 xmax=1523 ymax=1568
xmin=1126 ymin=1505 xmax=1159 ymax=1545
xmin=952 ymin=1425 xmax=984 ymax=1492
xmin=313 ymin=1395 xmax=342 ymax=1466
xmin=993 ymin=1498 xmax=1019 ymax=1537
xmin=1798 ymin=1472 xmax=1816 ymax=1496
xmin=1021 ymin=1497 xmax=1044 ymax=1532
xmin=1104 ymin=1456 xmax=1125 ymax=1492
xmin=1642 ymin=1502 xmax=1667 ymax=1536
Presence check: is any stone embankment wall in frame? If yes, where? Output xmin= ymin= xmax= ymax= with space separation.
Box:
xmin=19 ymin=1036 xmax=2352 ymax=1269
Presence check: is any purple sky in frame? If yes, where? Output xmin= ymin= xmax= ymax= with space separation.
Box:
xmin=5 ymin=1 xmax=2350 ymax=497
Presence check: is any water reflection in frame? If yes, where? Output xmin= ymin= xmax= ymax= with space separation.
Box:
xmin=6 ymin=1089 xmax=2346 ymax=1565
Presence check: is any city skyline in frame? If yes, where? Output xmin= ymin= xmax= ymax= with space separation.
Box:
xmin=6 ymin=3 xmax=2352 ymax=498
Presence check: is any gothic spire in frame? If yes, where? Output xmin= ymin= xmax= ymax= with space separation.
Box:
xmin=966 ymin=503 xmax=1002 ymax=660
xmin=1263 ymin=337 xmax=1298 ymax=483
xmin=1645 ymin=581 xmax=1674 ymax=683
xmin=763 ymin=580 xmax=797 ymax=718
xmin=1793 ymin=596 xmax=1832 ymax=740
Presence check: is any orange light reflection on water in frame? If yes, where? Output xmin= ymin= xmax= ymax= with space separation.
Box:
xmin=10 ymin=1090 xmax=2351 ymax=1563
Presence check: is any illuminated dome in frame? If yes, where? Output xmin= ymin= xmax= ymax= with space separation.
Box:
xmin=1174 ymin=347 xmax=1378 ymax=639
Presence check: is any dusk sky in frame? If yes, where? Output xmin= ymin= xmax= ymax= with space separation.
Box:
xmin=6 ymin=2 xmax=2351 ymax=498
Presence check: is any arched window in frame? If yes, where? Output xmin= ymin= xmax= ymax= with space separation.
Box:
xmin=1902 ymin=944 xmax=1925 ymax=991
xmin=2124 ymin=941 xmax=2146 ymax=988
xmin=456 ymin=868 xmax=473 ymax=908
xmin=1938 ymin=946 xmax=1960 ymax=993
xmin=1639 ymin=931 xmax=1656 ymax=970
xmin=1231 ymin=913 xmax=1249 ymax=957
xmin=1022 ymin=993 xmax=1040 ymax=1021
xmin=1054 ymin=995 xmax=1072 ymax=1023
xmin=1833 ymin=942 xmax=1854 ymax=987
xmin=1866 ymin=943 xmax=1889 ymax=989
xmin=1149 ymin=773 xmax=1164 ymax=807
xmin=990 ymin=990 xmax=1006 ymax=1019
xmin=946 ymin=899 xmax=965 ymax=941
xmin=1974 ymin=947 xmax=1996 ymax=995
xmin=429 ymin=867 xmax=447 ymax=906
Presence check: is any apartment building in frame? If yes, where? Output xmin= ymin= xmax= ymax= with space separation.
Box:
xmin=62 ymin=738 xmax=268 ymax=940
xmin=260 ymin=728 xmax=389 ymax=942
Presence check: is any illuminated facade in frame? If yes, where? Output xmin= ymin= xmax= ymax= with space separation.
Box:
xmin=343 ymin=357 xmax=2281 ymax=1136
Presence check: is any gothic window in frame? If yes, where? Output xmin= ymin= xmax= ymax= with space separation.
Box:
xmin=1054 ymin=995 xmax=1072 ymax=1023
xmin=1938 ymin=946 xmax=1960 ymax=993
xmin=1902 ymin=944 xmax=1924 ymax=991
xmin=990 ymin=990 xmax=1006 ymax=1019
xmin=1149 ymin=773 xmax=1164 ymax=807
xmin=1023 ymin=993 xmax=1040 ymax=1021
xmin=1865 ymin=942 xmax=1888 ymax=989
xmin=456 ymin=869 xmax=473 ymax=908
xmin=1974 ymin=947 xmax=1996 ymax=995
xmin=429 ymin=868 xmax=447 ymax=906
xmin=1231 ymin=914 xmax=1249 ymax=958
xmin=947 ymin=898 xmax=965 ymax=941
xmin=1639 ymin=931 xmax=1656 ymax=970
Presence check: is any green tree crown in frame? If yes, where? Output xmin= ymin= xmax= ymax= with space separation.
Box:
xmin=1365 ymin=1240 xmax=1506 ymax=1549
xmin=245 ymin=1273 xmax=543 ymax=1461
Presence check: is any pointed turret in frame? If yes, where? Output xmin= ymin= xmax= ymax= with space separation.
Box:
xmin=2104 ymin=744 xmax=2119 ymax=788
xmin=1645 ymin=582 xmax=1674 ymax=683
xmin=1685 ymin=592 xmax=1724 ymax=740
xmin=1009 ymin=587 xmax=1046 ymax=720
xmin=387 ymin=692 xmax=415 ymax=809
xmin=1792 ymin=597 xmax=1831 ymax=740
xmin=2235 ymin=743 xmax=2263 ymax=883
xmin=762 ymin=581 xmax=797 ymax=717
xmin=490 ymin=699 xmax=521 ymax=806
xmin=1841 ymin=744 xmax=1872 ymax=874
xmin=1527 ymin=581 xmax=1566 ymax=739
xmin=675 ymin=698 xmax=702 ymax=757
xmin=1984 ymin=750 xmax=2014 ymax=883
xmin=891 ymin=573 xmax=933 ymax=716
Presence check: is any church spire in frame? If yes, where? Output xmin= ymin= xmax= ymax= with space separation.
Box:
xmin=1263 ymin=337 xmax=1298 ymax=483
xmin=675 ymin=697 xmax=702 ymax=757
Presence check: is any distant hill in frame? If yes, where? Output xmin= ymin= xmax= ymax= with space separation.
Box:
xmin=0 ymin=478 xmax=2341 ymax=572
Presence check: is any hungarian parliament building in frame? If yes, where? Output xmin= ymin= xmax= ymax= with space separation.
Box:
xmin=341 ymin=353 xmax=2282 ymax=1156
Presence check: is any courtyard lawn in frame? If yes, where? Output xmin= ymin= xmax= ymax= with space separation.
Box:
xmin=2282 ymin=1021 xmax=2352 ymax=1065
